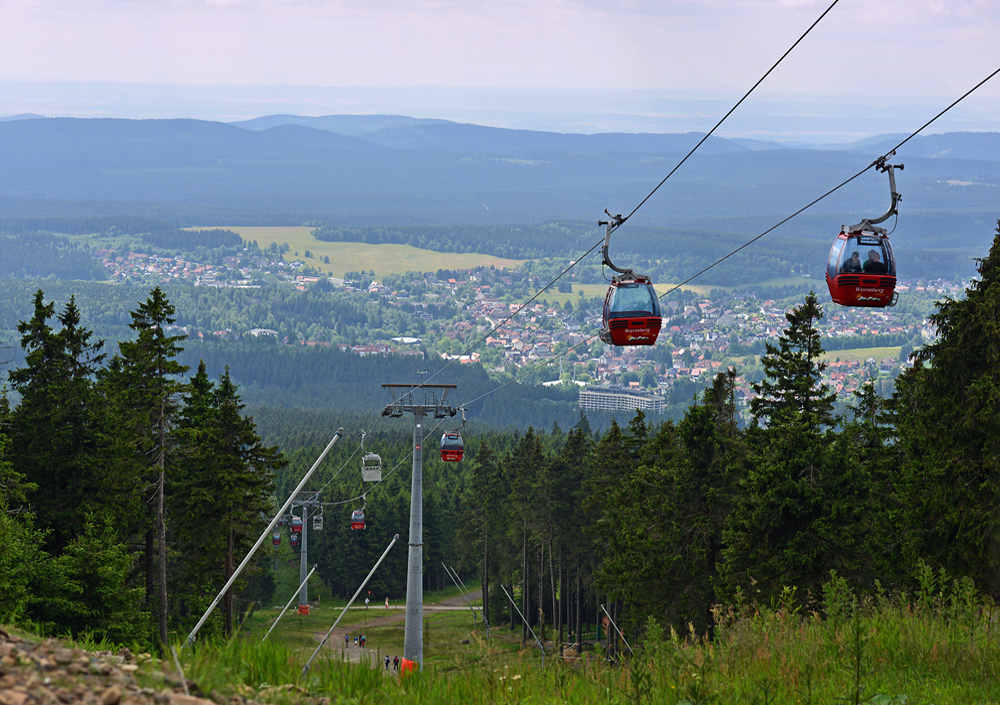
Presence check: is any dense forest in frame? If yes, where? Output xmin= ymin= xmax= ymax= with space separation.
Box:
xmin=3 ymin=221 xmax=999 ymax=653
xmin=300 ymin=222 xmax=1000 ymax=648
xmin=0 ymin=287 xmax=283 ymax=645
xmin=0 ymin=232 xmax=105 ymax=280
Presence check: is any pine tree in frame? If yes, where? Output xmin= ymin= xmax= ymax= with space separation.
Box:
xmin=32 ymin=513 xmax=145 ymax=644
xmin=505 ymin=428 xmax=544 ymax=644
xmin=460 ymin=441 xmax=504 ymax=627
xmin=750 ymin=291 xmax=835 ymax=430
xmin=169 ymin=361 xmax=219 ymax=632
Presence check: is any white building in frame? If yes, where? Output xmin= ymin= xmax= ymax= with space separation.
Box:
xmin=579 ymin=385 xmax=666 ymax=413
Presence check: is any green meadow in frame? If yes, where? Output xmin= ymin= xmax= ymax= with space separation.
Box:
xmin=821 ymin=346 xmax=902 ymax=363
xmin=212 ymin=226 xmax=526 ymax=278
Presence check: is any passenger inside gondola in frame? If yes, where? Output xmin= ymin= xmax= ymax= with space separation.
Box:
xmin=841 ymin=251 xmax=863 ymax=274
xmin=863 ymin=249 xmax=888 ymax=274
xmin=610 ymin=283 xmax=658 ymax=315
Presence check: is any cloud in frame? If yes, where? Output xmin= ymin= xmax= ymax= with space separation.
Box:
xmin=0 ymin=0 xmax=996 ymax=103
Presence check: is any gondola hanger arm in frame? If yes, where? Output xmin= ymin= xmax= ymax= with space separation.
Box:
xmin=849 ymin=153 xmax=903 ymax=233
xmin=598 ymin=210 xmax=636 ymax=278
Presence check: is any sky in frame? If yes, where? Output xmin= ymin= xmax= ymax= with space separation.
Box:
xmin=2 ymin=0 xmax=999 ymax=140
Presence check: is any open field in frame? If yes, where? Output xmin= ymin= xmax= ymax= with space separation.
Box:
xmin=210 ymin=226 xmax=527 ymax=278
xmin=820 ymin=346 xmax=901 ymax=363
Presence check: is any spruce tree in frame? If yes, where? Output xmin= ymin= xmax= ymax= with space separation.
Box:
xmin=894 ymin=220 xmax=1000 ymax=595
xmin=210 ymin=367 xmax=282 ymax=634
xmin=113 ymin=286 xmax=188 ymax=645
xmin=721 ymin=292 xmax=849 ymax=600
xmin=8 ymin=292 xmax=107 ymax=553
xmin=0 ymin=426 xmax=43 ymax=623
xmin=169 ymin=361 xmax=219 ymax=631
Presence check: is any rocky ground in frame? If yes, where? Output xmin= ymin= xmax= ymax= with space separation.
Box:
xmin=0 ymin=627 xmax=225 ymax=705
xmin=0 ymin=592 xmax=484 ymax=705
xmin=0 ymin=629 xmax=212 ymax=705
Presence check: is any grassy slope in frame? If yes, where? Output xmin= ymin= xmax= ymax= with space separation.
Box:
xmin=174 ymin=587 xmax=1000 ymax=704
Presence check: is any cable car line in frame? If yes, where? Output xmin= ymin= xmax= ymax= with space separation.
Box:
xmin=653 ymin=64 xmax=1000 ymax=303
xmin=445 ymin=66 xmax=1000 ymax=410
xmin=366 ymin=0 xmax=843 ymax=401
xmin=294 ymin=0 xmax=848 ymax=495
xmin=594 ymin=0 xmax=841 ymax=346
xmin=298 ymin=63 xmax=1000 ymax=514
xmin=611 ymin=0 xmax=843 ymax=235
xmin=316 ymin=417 xmax=450 ymax=509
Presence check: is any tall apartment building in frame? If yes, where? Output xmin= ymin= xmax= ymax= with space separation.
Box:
xmin=579 ymin=385 xmax=666 ymax=413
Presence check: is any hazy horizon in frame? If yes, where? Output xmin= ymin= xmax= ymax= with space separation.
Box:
xmin=3 ymin=82 xmax=999 ymax=146
xmin=3 ymin=1 xmax=998 ymax=145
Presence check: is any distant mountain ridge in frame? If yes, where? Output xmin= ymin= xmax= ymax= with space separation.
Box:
xmin=231 ymin=113 xmax=757 ymax=154
xmin=0 ymin=115 xmax=996 ymax=244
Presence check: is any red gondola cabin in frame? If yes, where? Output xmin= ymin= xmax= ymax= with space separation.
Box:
xmin=290 ymin=532 xmax=300 ymax=547
xmin=351 ymin=509 xmax=366 ymax=531
xmin=826 ymin=155 xmax=903 ymax=309
xmin=440 ymin=431 xmax=464 ymax=462
xmin=600 ymin=276 xmax=662 ymax=346
xmin=291 ymin=517 xmax=303 ymax=533
xmin=826 ymin=231 xmax=897 ymax=307
xmin=272 ymin=532 xmax=281 ymax=546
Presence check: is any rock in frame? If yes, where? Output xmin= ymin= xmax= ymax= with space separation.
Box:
xmin=101 ymin=685 xmax=123 ymax=705
xmin=170 ymin=695 xmax=215 ymax=705
xmin=0 ymin=689 xmax=29 ymax=705
xmin=53 ymin=648 xmax=77 ymax=665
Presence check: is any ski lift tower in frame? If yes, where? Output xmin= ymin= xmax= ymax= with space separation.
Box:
xmin=381 ymin=382 xmax=457 ymax=669
xmin=291 ymin=491 xmax=322 ymax=614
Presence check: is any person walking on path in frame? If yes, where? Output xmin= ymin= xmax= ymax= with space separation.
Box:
xmin=345 ymin=634 xmax=349 ymax=648
xmin=365 ymin=596 xmax=370 ymax=609
xmin=385 ymin=596 xmax=389 ymax=608
xmin=384 ymin=655 xmax=390 ymax=671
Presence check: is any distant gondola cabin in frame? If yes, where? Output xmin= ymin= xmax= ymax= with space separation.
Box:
xmin=351 ymin=509 xmax=366 ymax=531
xmin=272 ymin=532 xmax=281 ymax=546
xmin=291 ymin=517 xmax=302 ymax=533
xmin=440 ymin=432 xmax=464 ymax=462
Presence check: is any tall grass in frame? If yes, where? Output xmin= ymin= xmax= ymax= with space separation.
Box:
xmin=140 ymin=574 xmax=1000 ymax=704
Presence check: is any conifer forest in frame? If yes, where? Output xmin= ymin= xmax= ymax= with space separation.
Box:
xmin=3 ymin=222 xmax=1000 ymax=659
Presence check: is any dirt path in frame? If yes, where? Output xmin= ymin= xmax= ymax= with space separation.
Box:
xmin=315 ymin=590 xmax=482 ymax=667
